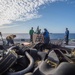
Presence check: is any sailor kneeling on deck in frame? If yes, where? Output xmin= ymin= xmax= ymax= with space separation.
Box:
xmin=6 ymin=34 xmax=16 ymax=46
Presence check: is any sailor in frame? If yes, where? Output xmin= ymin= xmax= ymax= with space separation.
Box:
xmin=0 ymin=32 xmax=6 ymax=45
xmin=65 ymin=28 xmax=69 ymax=45
xmin=35 ymin=26 xmax=42 ymax=42
xmin=36 ymin=26 xmax=40 ymax=34
xmin=0 ymin=32 xmax=2 ymax=35
xmin=29 ymin=27 xmax=34 ymax=43
xmin=35 ymin=28 xmax=42 ymax=42
xmin=43 ymin=28 xmax=50 ymax=44
xmin=6 ymin=34 xmax=16 ymax=45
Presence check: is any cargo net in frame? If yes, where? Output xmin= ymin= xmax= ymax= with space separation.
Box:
xmin=35 ymin=34 xmax=44 ymax=43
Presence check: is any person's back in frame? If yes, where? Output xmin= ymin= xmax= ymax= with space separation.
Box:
xmin=6 ymin=35 xmax=12 ymax=40
xmin=66 ymin=30 xmax=69 ymax=37
xmin=29 ymin=27 xmax=34 ymax=43
xmin=29 ymin=28 xmax=34 ymax=35
xmin=36 ymin=26 xmax=41 ymax=34
xmin=65 ymin=28 xmax=69 ymax=45
xmin=6 ymin=35 xmax=16 ymax=40
xmin=43 ymin=28 xmax=50 ymax=44
xmin=6 ymin=34 xmax=16 ymax=45
xmin=44 ymin=31 xmax=49 ymax=38
xmin=43 ymin=29 xmax=49 ymax=38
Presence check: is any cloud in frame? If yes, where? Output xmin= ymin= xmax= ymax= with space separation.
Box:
xmin=0 ymin=0 xmax=67 ymax=26
xmin=0 ymin=25 xmax=18 ymax=29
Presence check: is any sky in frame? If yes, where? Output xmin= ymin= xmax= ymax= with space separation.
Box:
xmin=0 ymin=0 xmax=75 ymax=33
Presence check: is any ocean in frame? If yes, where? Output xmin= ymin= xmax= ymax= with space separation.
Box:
xmin=50 ymin=33 xmax=75 ymax=39
xmin=0 ymin=33 xmax=75 ymax=40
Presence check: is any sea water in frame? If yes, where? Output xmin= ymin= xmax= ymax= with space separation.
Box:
xmin=0 ymin=33 xmax=75 ymax=40
xmin=50 ymin=33 xmax=75 ymax=40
